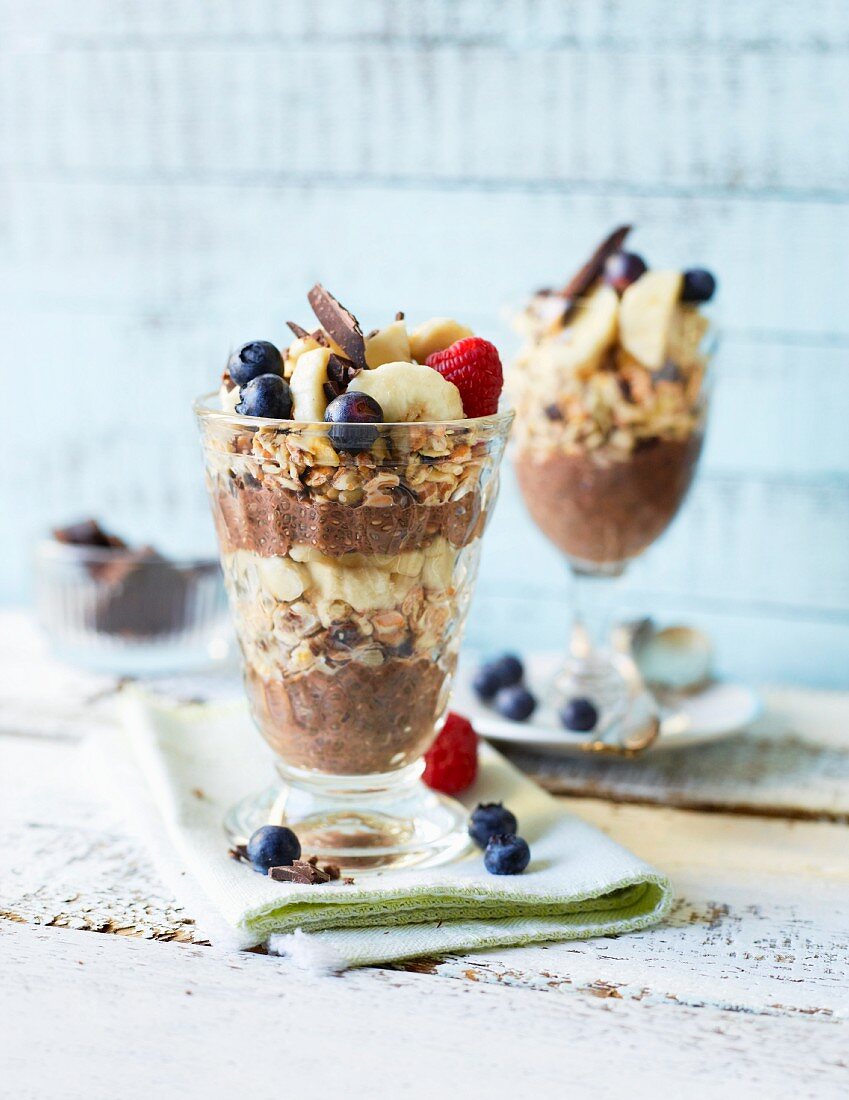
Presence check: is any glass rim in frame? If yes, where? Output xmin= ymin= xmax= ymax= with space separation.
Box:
xmin=193 ymin=391 xmax=515 ymax=432
xmin=35 ymin=538 xmax=219 ymax=571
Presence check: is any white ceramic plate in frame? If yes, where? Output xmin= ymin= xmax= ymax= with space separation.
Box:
xmin=453 ymin=653 xmax=762 ymax=758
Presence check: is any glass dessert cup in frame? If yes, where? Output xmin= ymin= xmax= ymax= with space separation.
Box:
xmin=513 ymin=315 xmax=714 ymax=752
xmin=196 ymin=396 xmax=513 ymax=870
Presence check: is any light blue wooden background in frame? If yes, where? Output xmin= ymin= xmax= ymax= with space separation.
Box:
xmin=2 ymin=1 xmax=848 ymax=687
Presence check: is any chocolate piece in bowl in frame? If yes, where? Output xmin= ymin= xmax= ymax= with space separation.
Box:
xmin=36 ymin=519 xmax=227 ymax=674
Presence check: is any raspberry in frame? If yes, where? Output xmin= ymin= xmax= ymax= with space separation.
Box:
xmin=422 ymin=712 xmax=478 ymax=795
xmin=425 ymin=337 xmax=503 ymax=418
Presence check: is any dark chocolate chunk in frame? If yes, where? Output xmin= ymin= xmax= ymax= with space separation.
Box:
xmin=544 ymin=403 xmax=564 ymax=421
xmin=324 ymin=381 xmax=343 ymax=403
xmin=53 ymin=519 xmax=126 ymax=550
xmin=326 ymin=353 xmax=360 ymax=389
xmin=291 ymin=859 xmax=332 ymax=884
xmin=268 ymin=866 xmax=313 ymax=884
xmin=561 ymin=225 xmax=632 ymax=301
xmin=307 ymin=284 xmax=367 ymax=369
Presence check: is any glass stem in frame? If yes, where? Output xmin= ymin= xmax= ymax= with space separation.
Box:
xmin=568 ymin=569 xmax=617 ymax=673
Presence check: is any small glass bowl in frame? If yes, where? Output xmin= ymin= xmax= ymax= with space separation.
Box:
xmin=35 ymin=540 xmax=231 ymax=675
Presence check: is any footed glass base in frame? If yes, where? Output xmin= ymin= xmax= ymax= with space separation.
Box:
xmin=552 ymin=652 xmax=661 ymax=755
xmin=224 ymin=761 xmax=472 ymax=872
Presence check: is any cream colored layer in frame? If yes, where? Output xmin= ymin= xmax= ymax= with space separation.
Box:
xmin=223 ymin=537 xmax=458 ymax=621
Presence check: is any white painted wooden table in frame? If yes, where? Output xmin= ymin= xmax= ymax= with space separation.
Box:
xmin=2 ymin=612 xmax=848 ymax=1098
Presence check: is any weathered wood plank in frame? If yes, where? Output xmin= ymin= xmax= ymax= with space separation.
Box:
xmin=3 ymin=184 xmax=849 ymax=342
xmin=4 ymin=2 xmax=848 ymax=196
xmin=4 ymin=916 xmax=848 ymax=1098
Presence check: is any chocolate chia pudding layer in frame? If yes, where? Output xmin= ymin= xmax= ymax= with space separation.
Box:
xmin=212 ymin=480 xmax=483 ymax=558
xmin=246 ymin=656 xmax=450 ymax=774
xmin=516 ymin=435 xmax=703 ymax=566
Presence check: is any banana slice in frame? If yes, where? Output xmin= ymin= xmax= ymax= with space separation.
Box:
xmin=289 ymin=347 xmax=331 ymax=421
xmin=365 ymin=320 xmax=412 ymax=368
xmin=667 ymin=304 xmax=709 ymax=369
xmin=348 ymin=361 xmax=464 ymax=422
xmin=219 ymin=382 xmax=241 ymax=414
xmin=409 ymin=318 xmax=473 ymax=362
xmin=620 ymin=271 xmax=684 ymax=370
xmin=561 ymin=285 xmax=619 ymax=378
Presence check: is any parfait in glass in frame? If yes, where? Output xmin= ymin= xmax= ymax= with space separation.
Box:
xmin=197 ymin=286 xmax=511 ymax=869
xmin=511 ymin=227 xmax=715 ymax=748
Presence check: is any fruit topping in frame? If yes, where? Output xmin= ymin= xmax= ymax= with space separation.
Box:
xmin=324 ymin=392 xmax=384 ymax=453
xmin=540 ymin=284 xmax=619 ymax=382
xmin=484 ymin=833 xmax=531 ymax=875
xmin=468 ymin=802 xmax=518 ymax=849
xmin=426 ymin=336 xmax=504 ymax=418
xmin=603 ymin=251 xmax=648 ymax=294
xmin=228 ymin=341 xmax=283 ymax=387
xmin=681 ymin=268 xmax=717 ymax=303
xmin=559 ymin=697 xmax=599 ymax=733
xmin=307 ymin=283 xmax=367 ymax=369
xmin=246 ymin=824 xmax=302 ymax=873
xmin=365 ymin=319 xmax=412 ymax=368
xmin=409 ymin=317 xmax=474 ymax=363
xmin=289 ymin=347 xmax=332 ymax=421
xmin=235 ymin=374 xmax=293 ymax=419
xmin=474 ymin=653 xmax=524 ymax=697
xmin=561 ymin=224 xmax=632 ymax=301
xmin=619 ymin=270 xmax=684 ymax=370
xmin=422 ymin=711 xmax=478 ymax=795
xmin=348 ymin=360 xmax=464 ymax=422
xmin=494 ymin=684 xmax=537 ymax=722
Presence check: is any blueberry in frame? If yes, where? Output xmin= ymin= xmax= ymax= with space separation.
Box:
xmin=246 ymin=825 xmax=301 ymax=873
xmin=228 ymin=341 xmax=283 ymax=387
xmin=560 ymin=697 xmax=599 ymax=733
xmin=490 ymin=653 xmax=524 ymax=688
xmin=472 ymin=663 xmax=503 ymax=701
xmin=603 ymin=251 xmax=647 ymax=294
xmin=468 ymin=802 xmax=518 ymax=849
xmin=236 ymin=374 xmax=293 ymax=419
xmin=324 ymin=392 xmax=384 ymax=453
xmin=681 ymin=268 xmax=716 ymax=303
xmin=484 ymin=834 xmax=531 ymax=875
xmin=494 ymin=685 xmax=536 ymax=722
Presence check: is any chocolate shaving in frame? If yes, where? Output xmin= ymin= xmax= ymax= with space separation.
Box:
xmin=365 ymin=328 xmax=379 ymax=340
xmin=286 ymin=320 xmax=311 ymax=340
xmin=228 ymin=843 xmax=249 ymax=863
xmin=395 ymin=311 xmax=405 ymax=321
xmin=561 ymin=225 xmax=631 ymax=301
xmin=307 ymin=284 xmax=367 ymax=369
xmin=544 ymin=403 xmax=563 ymax=421
xmin=327 ymin=353 xmax=360 ymax=389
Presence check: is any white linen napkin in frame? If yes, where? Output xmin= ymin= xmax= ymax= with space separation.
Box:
xmin=95 ymin=688 xmax=672 ymax=969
